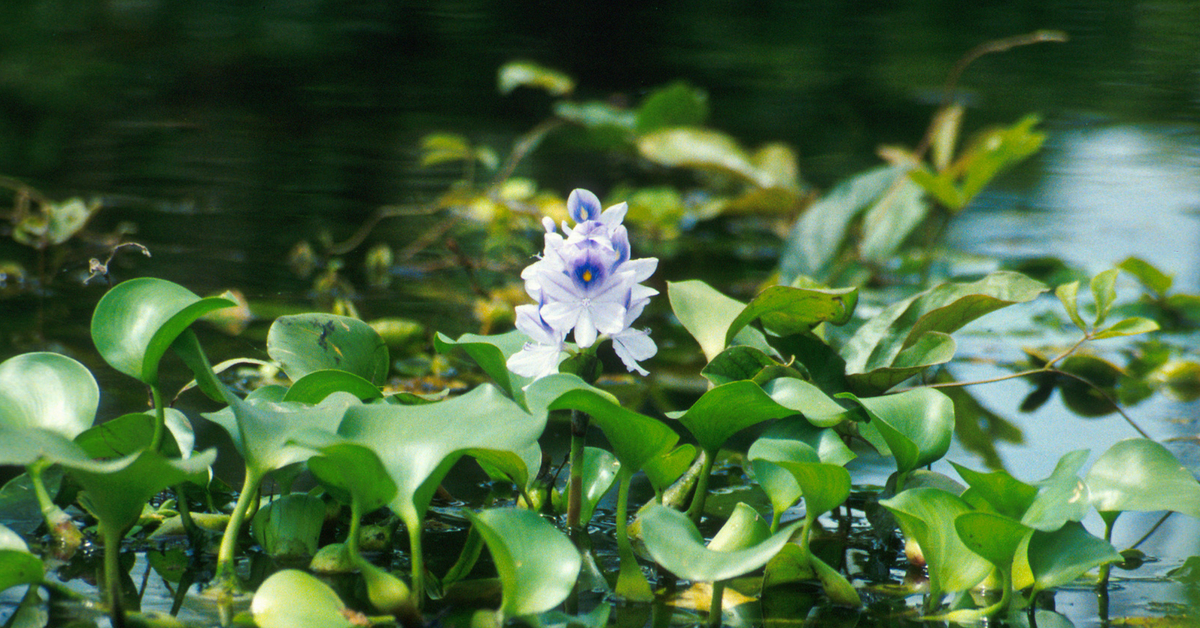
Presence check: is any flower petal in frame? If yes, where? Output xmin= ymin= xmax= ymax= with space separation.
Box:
xmin=568 ymin=189 xmax=603 ymax=223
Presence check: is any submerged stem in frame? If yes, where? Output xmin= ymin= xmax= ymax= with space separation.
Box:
xmin=102 ymin=524 xmax=127 ymax=628
xmin=707 ymin=580 xmax=726 ymax=628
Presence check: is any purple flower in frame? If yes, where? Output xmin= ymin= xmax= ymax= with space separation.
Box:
xmin=509 ymin=188 xmax=658 ymax=380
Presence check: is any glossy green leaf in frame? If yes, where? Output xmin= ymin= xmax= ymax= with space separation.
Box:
xmin=707 ymin=503 xmax=771 ymax=552
xmin=639 ymin=503 xmax=802 ymax=583
xmin=497 ymin=60 xmax=574 ymax=96
xmin=667 ymin=280 xmax=772 ymax=362
xmin=762 ymin=378 xmax=857 ymax=429
xmin=1091 ymin=316 xmax=1159 ymax=340
xmin=251 ymin=493 xmax=326 ymax=561
xmin=267 ymin=314 xmax=389 ymax=386
xmin=841 ymin=388 xmax=954 ymax=475
xmin=1090 ymin=268 xmax=1119 ymax=327
xmin=1027 ymin=522 xmax=1120 ymax=594
xmin=724 ymin=285 xmax=858 ymax=346
xmin=1021 ymin=449 xmax=1091 ymax=531
xmin=701 ymin=346 xmax=783 ymax=386
xmin=466 ymin=508 xmax=581 ymax=620
xmin=879 ymin=488 xmax=992 ymax=599
xmin=847 ymin=332 xmax=958 ymax=393
xmin=0 ymin=352 xmax=98 ymax=439
xmin=955 ymin=511 xmax=1031 ymax=569
xmin=779 ymin=165 xmax=904 ymax=282
xmin=810 ymin=552 xmax=862 ymax=607
xmin=74 ymin=409 xmax=192 ymax=459
xmin=911 ymin=115 xmax=1045 ymax=211
xmin=306 ymin=443 xmax=398 ymax=514
xmin=1118 ymin=256 xmax=1173 ymax=296
xmin=842 ymin=271 xmax=1046 ymax=390
xmin=643 ymin=444 xmax=697 ymax=493
xmin=951 ymin=462 xmax=1039 ymax=521
xmin=67 ymin=447 xmax=216 ymax=538
xmin=1055 ymin=281 xmax=1088 ymax=332
xmin=251 ymin=569 xmax=357 ymax=628
xmin=434 ymin=330 xmax=528 ymax=400
xmin=338 ymin=384 xmax=545 ymax=528
xmin=202 ymin=391 xmax=360 ymax=483
xmin=769 ymin=461 xmax=851 ymax=520
xmin=282 ymin=369 xmax=383 ymax=404
xmin=537 ymin=376 xmax=677 ymax=472
xmin=669 ymin=381 xmax=796 ymax=455
xmin=1085 ymin=438 xmax=1200 ymax=517
xmin=578 ymin=447 xmax=620 ymax=525
xmin=91 ymin=277 xmax=235 ymax=385
xmin=0 ymin=523 xmax=42 ymax=593
xmin=635 ymin=81 xmax=708 ymax=134
xmin=749 ymin=419 xmax=852 ymax=524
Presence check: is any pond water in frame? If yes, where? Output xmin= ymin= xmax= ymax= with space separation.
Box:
xmin=2 ymin=1 xmax=1199 ymax=627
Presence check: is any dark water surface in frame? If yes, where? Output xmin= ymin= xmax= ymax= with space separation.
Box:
xmin=1 ymin=1 xmax=1199 ymax=626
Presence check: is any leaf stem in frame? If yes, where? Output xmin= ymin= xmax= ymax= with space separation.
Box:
xmin=212 ymin=469 xmax=260 ymax=593
xmin=685 ymin=449 xmax=716 ymax=526
xmin=707 ymin=580 xmax=726 ymax=628
xmin=102 ymin=523 xmax=127 ymax=628
xmin=405 ymin=514 xmax=426 ymax=609
xmin=614 ymin=469 xmax=653 ymax=601
xmin=566 ymin=409 xmax=589 ymax=532
xmin=150 ymin=384 xmax=166 ymax=453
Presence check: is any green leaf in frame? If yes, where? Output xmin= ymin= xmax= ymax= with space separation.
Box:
xmin=498 ymin=61 xmax=574 ymax=96
xmin=282 ymin=370 xmax=383 ymax=404
xmin=810 ymin=552 xmax=862 ymax=607
xmin=954 ymin=511 xmax=1031 ymax=570
xmin=0 ymin=523 xmax=42 ymax=593
xmin=702 ymin=346 xmax=785 ymax=387
xmin=306 ymin=443 xmax=398 ymax=515
xmin=338 ymin=385 xmax=545 ymax=529
xmin=250 ymin=493 xmax=327 ymax=561
xmin=634 ymin=81 xmax=708 ymax=134
xmin=202 ymin=391 xmax=360 ymax=483
xmin=859 ymin=175 xmax=929 ymax=264
xmin=762 ymin=378 xmax=857 ymax=429
xmin=638 ymin=503 xmax=802 ymax=583
xmin=669 ymin=381 xmax=796 ymax=455
xmin=643 ymin=444 xmax=697 ymax=493
xmin=251 ymin=570 xmax=357 ymax=628
xmin=67 ymin=447 xmax=216 ymax=539
xmin=706 ymin=503 xmax=771 ymax=552
xmin=667 ymin=280 xmax=772 ymax=362
xmin=840 ymin=388 xmax=954 ymax=475
xmin=74 ymin=409 xmax=192 ymax=459
xmin=950 ymin=462 xmax=1039 ymax=521
xmin=1118 ymin=256 xmax=1173 ymax=297
xmin=267 ymin=314 xmax=389 ymax=386
xmin=91 ymin=278 xmax=235 ymax=385
xmin=769 ymin=461 xmax=851 ymax=520
xmin=577 ymin=447 xmax=620 ymax=525
xmin=1055 ymin=281 xmax=1088 ymax=332
xmin=842 ymin=271 xmax=1047 ymax=391
xmin=1091 ymin=316 xmax=1159 ymax=340
xmin=539 ymin=378 xmax=678 ymax=472
xmin=1021 ymin=449 xmax=1091 ymax=531
xmin=1090 ymin=268 xmax=1119 ymax=328
xmin=0 ymin=352 xmax=98 ymax=439
xmin=749 ymin=418 xmax=854 ymax=525
xmin=466 ymin=508 xmax=581 ymax=620
xmin=434 ymin=330 xmax=529 ymax=400
xmin=954 ymin=115 xmax=1045 ymax=207
xmin=724 ymin=285 xmax=858 ymax=346
xmin=779 ymin=165 xmax=903 ymax=281
xmin=637 ymin=128 xmax=768 ymax=186
xmin=1027 ymin=522 xmax=1120 ymax=594
xmin=879 ymin=488 xmax=992 ymax=600
xmin=1085 ymin=438 xmax=1200 ymax=518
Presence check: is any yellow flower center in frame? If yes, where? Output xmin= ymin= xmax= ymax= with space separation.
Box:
xmin=582 ymin=269 xmax=593 ymax=282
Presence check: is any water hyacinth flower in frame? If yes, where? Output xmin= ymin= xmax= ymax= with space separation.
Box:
xmin=507 ymin=189 xmax=658 ymax=380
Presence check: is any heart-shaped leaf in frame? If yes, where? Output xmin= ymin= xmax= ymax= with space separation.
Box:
xmin=667 ymin=280 xmax=772 ymax=362
xmin=1027 ymin=521 xmax=1120 ymax=594
xmin=1085 ymin=438 xmax=1200 ymax=518
xmin=466 ymin=507 xmax=581 ymax=621
xmin=762 ymin=378 xmax=858 ymax=429
xmin=879 ymin=488 xmax=992 ymax=601
xmin=840 ymin=388 xmax=954 ymax=478
xmin=955 ymin=511 xmax=1031 ymax=571
xmin=639 ymin=503 xmax=802 ymax=583
xmin=282 ymin=370 xmax=383 ymax=404
xmin=669 ymin=381 xmax=796 ymax=455
xmin=267 ymin=314 xmax=389 ymax=385
xmin=91 ymin=277 xmax=235 ymax=385
xmin=74 ymin=409 xmax=194 ymax=460
xmin=306 ymin=442 xmax=398 ymax=515
xmin=0 ymin=523 xmax=43 ymax=593
xmin=251 ymin=493 xmax=327 ymax=561
xmin=768 ymin=461 xmax=851 ymax=521
xmin=723 ymin=285 xmax=858 ymax=346
xmin=251 ymin=569 xmax=357 ymax=628
xmin=0 ymin=352 xmax=98 ymax=439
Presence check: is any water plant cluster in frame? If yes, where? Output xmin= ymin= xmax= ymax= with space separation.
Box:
xmin=4 ymin=32 xmax=1200 ymax=628
xmin=3 ymin=184 xmax=1200 ymax=628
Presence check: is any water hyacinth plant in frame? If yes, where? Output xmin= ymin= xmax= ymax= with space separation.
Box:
xmin=1 ymin=177 xmax=1199 ymax=628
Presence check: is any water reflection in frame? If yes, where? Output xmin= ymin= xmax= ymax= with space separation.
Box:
xmin=949 ymin=122 xmax=1200 ymax=291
